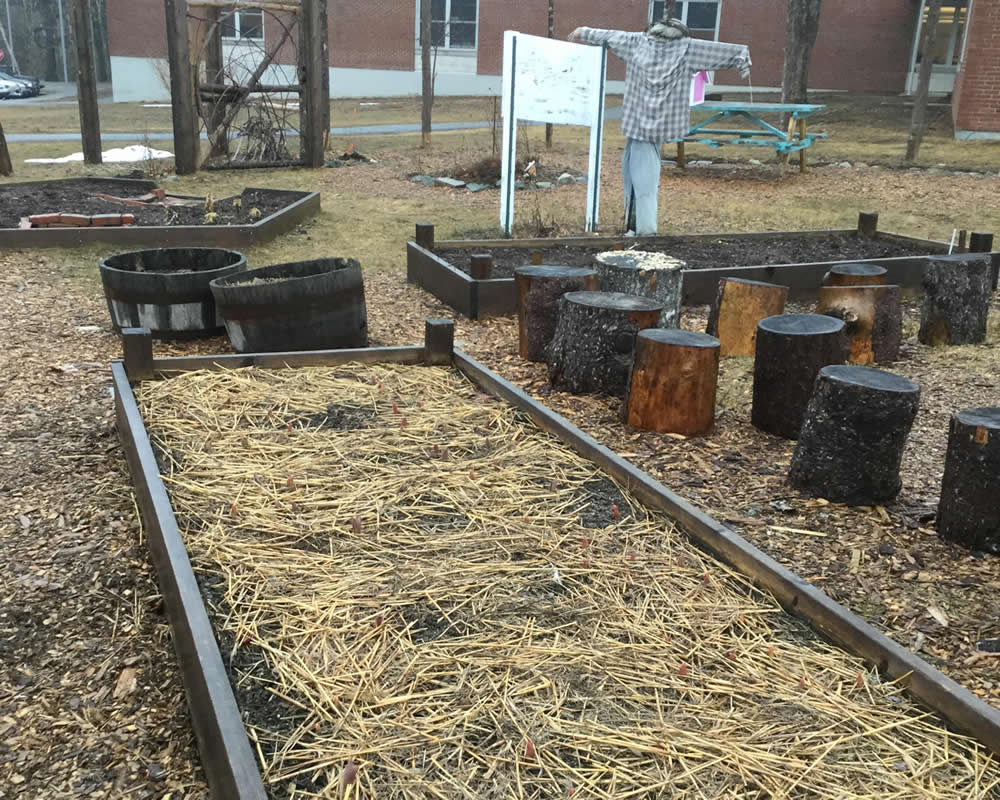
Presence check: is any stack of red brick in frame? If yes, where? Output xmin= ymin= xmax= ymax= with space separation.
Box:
xmin=25 ymin=213 xmax=137 ymax=228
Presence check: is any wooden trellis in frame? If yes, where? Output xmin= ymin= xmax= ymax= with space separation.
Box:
xmin=164 ymin=0 xmax=329 ymax=174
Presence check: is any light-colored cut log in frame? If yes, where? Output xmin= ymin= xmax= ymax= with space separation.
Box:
xmin=817 ymin=284 xmax=902 ymax=364
xmin=626 ymin=329 xmax=720 ymax=435
xmin=821 ymin=263 xmax=888 ymax=287
xmin=707 ymin=278 xmax=788 ymax=358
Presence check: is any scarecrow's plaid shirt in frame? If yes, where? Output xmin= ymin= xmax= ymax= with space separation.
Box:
xmin=579 ymin=28 xmax=751 ymax=144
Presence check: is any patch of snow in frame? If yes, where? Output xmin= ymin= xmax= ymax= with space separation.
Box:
xmin=25 ymin=145 xmax=174 ymax=164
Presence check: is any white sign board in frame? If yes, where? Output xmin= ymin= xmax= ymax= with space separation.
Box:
xmin=500 ymin=31 xmax=607 ymax=236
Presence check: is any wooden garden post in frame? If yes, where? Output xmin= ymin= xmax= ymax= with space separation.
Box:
xmin=0 ymin=122 xmax=11 ymax=176
xmin=165 ymin=0 xmax=200 ymax=174
xmin=69 ymin=0 xmax=102 ymax=164
xmin=300 ymin=0 xmax=330 ymax=167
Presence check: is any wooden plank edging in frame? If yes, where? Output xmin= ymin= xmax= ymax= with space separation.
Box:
xmin=452 ymin=348 xmax=1000 ymax=756
xmin=112 ymin=361 xmax=268 ymax=800
xmin=151 ymin=345 xmax=426 ymax=373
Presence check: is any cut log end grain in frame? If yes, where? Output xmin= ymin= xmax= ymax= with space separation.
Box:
xmin=594 ymin=250 xmax=685 ymax=328
xmin=789 ymin=365 xmax=920 ymax=506
xmin=515 ymin=265 xmax=599 ymax=362
xmin=625 ymin=329 xmax=721 ymax=436
xmin=918 ymin=254 xmax=992 ymax=346
xmin=817 ymin=284 xmax=902 ymax=364
xmin=751 ymin=314 xmax=847 ymax=440
xmin=937 ymin=407 xmax=1000 ymax=553
xmin=821 ymin=263 xmax=888 ymax=287
xmin=547 ymin=291 xmax=663 ymax=396
xmin=707 ymin=278 xmax=788 ymax=358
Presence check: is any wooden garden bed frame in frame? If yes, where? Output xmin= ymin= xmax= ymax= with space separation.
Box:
xmin=113 ymin=323 xmax=1000 ymax=800
xmin=0 ymin=177 xmax=320 ymax=249
xmin=407 ymin=215 xmax=998 ymax=319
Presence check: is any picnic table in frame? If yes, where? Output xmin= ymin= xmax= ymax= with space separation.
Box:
xmin=672 ymin=101 xmax=827 ymax=173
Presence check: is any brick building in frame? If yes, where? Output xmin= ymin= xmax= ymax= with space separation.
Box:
xmin=106 ymin=0 xmax=1000 ymax=137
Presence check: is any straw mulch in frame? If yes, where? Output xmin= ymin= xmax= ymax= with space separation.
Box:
xmin=138 ymin=364 xmax=1000 ymax=800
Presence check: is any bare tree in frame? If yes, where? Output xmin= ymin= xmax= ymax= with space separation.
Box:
xmin=906 ymin=0 xmax=943 ymax=163
xmin=781 ymin=0 xmax=823 ymax=105
xmin=420 ymin=0 xmax=433 ymax=147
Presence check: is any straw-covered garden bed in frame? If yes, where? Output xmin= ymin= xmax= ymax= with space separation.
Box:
xmin=138 ymin=363 xmax=1000 ymax=800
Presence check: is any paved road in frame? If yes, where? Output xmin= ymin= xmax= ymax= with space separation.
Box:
xmin=6 ymin=107 xmax=624 ymax=144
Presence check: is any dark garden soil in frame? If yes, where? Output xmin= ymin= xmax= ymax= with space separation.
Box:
xmin=433 ymin=155 xmax=585 ymax=186
xmin=439 ymin=233 xmax=937 ymax=279
xmin=0 ymin=180 xmax=300 ymax=228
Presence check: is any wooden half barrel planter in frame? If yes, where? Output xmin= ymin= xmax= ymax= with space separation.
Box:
xmin=210 ymin=258 xmax=368 ymax=353
xmin=404 ymin=217 xmax=995 ymax=319
xmin=112 ymin=326 xmax=1000 ymax=800
xmin=100 ymin=248 xmax=247 ymax=339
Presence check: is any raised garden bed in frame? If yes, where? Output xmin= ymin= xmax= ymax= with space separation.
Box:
xmin=407 ymin=217 xmax=999 ymax=319
xmin=114 ymin=327 xmax=1000 ymax=800
xmin=0 ymin=177 xmax=319 ymax=249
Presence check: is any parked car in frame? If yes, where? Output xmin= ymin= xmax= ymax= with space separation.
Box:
xmin=0 ymin=77 xmax=20 ymax=99
xmin=0 ymin=71 xmax=41 ymax=98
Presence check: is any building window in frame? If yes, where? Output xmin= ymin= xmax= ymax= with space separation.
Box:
xmin=221 ymin=7 xmax=265 ymax=41
xmin=431 ymin=0 xmax=478 ymax=49
xmin=914 ymin=1 xmax=969 ymax=67
xmin=649 ymin=1 xmax=721 ymax=40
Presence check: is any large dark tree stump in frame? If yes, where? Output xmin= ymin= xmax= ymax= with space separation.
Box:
xmin=821 ymin=263 xmax=888 ymax=287
xmin=547 ymin=291 xmax=663 ymax=396
xmin=788 ymin=366 xmax=920 ymax=505
xmin=707 ymin=278 xmax=788 ymax=358
xmin=515 ymin=265 xmax=599 ymax=362
xmin=751 ymin=314 xmax=846 ymax=439
xmin=817 ymin=284 xmax=902 ymax=364
xmin=937 ymin=408 xmax=1000 ymax=553
xmin=594 ymin=251 xmax=684 ymax=328
xmin=625 ymin=329 xmax=720 ymax=435
xmin=919 ymin=254 xmax=992 ymax=346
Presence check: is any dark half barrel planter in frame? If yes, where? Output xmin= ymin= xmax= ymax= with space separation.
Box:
xmin=210 ymin=258 xmax=368 ymax=353
xmin=100 ymin=248 xmax=247 ymax=339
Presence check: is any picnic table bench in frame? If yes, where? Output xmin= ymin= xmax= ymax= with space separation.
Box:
xmin=671 ymin=101 xmax=827 ymax=173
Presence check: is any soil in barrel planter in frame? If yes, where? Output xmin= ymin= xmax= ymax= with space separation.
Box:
xmin=0 ymin=180 xmax=297 ymax=228
xmin=439 ymin=234 xmax=934 ymax=279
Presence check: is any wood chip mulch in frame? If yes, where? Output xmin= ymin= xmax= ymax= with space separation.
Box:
xmin=2 ymin=252 xmax=998 ymax=799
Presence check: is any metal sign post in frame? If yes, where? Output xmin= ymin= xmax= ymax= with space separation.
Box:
xmin=500 ymin=31 xmax=607 ymax=237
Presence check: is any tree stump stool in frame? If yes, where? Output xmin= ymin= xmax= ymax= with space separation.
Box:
xmin=547 ymin=291 xmax=663 ymax=396
xmin=817 ymin=284 xmax=902 ymax=364
xmin=821 ymin=263 xmax=888 ymax=287
xmin=751 ymin=314 xmax=846 ymax=439
xmin=788 ymin=366 xmax=920 ymax=505
xmin=919 ymin=254 xmax=992 ymax=346
xmin=937 ymin=408 xmax=1000 ymax=553
xmin=625 ymin=330 xmax=720 ymax=435
xmin=594 ymin=251 xmax=684 ymax=328
xmin=515 ymin=265 xmax=599 ymax=362
xmin=707 ymin=278 xmax=788 ymax=358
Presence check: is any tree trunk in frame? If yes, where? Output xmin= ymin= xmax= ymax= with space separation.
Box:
xmin=781 ymin=0 xmax=823 ymax=106
xmin=906 ymin=0 xmax=943 ymax=163
xmin=817 ymin=284 xmax=902 ymax=364
xmin=0 ymin=123 xmax=12 ymax=177
xmin=937 ymin=407 xmax=1000 ymax=553
xmin=821 ymin=263 xmax=888 ymax=287
xmin=594 ymin=250 xmax=684 ymax=328
xmin=625 ymin=329 xmax=720 ymax=435
xmin=918 ymin=254 xmax=992 ymax=346
xmin=788 ymin=365 xmax=920 ymax=505
xmin=706 ymin=278 xmax=788 ymax=358
xmin=515 ymin=265 xmax=598 ymax=362
xmin=751 ymin=313 xmax=846 ymax=439
xmin=420 ymin=0 xmax=433 ymax=147
xmin=547 ymin=291 xmax=662 ymax=396
xmin=69 ymin=0 xmax=102 ymax=164
xmin=545 ymin=0 xmax=554 ymax=149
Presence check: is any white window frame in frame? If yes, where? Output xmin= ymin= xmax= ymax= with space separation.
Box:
xmin=908 ymin=0 xmax=971 ymax=74
xmin=648 ymin=1 xmax=722 ymax=41
xmin=418 ymin=0 xmax=479 ymax=52
xmin=221 ymin=6 xmax=265 ymax=42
